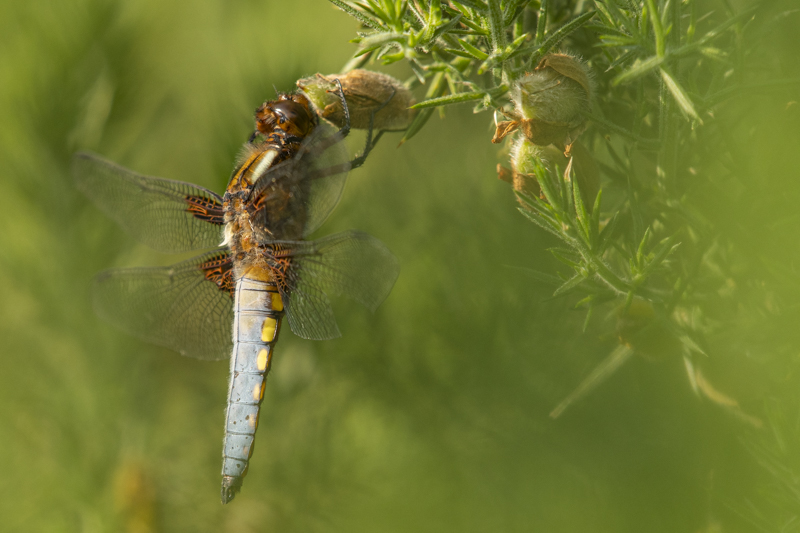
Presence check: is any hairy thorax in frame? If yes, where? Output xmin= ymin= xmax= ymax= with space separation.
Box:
xmin=223 ymin=196 xmax=272 ymax=282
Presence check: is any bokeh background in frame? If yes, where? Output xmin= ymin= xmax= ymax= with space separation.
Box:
xmin=2 ymin=1 xmax=800 ymax=532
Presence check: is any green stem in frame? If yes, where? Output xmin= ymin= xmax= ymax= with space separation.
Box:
xmin=571 ymin=234 xmax=632 ymax=295
xmin=645 ymin=0 xmax=665 ymax=56
xmin=486 ymin=0 xmax=507 ymax=52
xmin=536 ymin=0 xmax=547 ymax=43
xmin=486 ymin=0 xmax=507 ymax=80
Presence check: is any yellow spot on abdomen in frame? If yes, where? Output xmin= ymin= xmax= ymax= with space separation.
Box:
xmin=256 ymin=348 xmax=270 ymax=372
xmin=261 ymin=317 xmax=278 ymax=342
xmin=270 ymin=292 xmax=283 ymax=312
xmin=252 ymin=381 xmax=265 ymax=402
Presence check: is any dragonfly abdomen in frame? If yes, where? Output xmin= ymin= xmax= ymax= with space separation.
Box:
xmin=221 ymin=276 xmax=283 ymax=504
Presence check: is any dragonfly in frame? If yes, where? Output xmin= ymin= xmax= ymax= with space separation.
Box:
xmin=72 ymin=84 xmax=399 ymax=504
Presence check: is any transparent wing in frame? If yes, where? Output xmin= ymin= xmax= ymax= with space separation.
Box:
xmin=72 ymin=152 xmax=225 ymax=253
xmin=250 ymin=121 xmax=351 ymax=239
xmin=91 ymin=250 xmax=234 ymax=360
xmin=272 ymin=231 xmax=399 ymax=340
xmin=300 ymin=122 xmax=351 ymax=235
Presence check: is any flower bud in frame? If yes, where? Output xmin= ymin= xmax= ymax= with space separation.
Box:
xmin=498 ymin=139 xmax=544 ymax=200
xmin=515 ymin=54 xmax=592 ymax=123
xmin=500 ymin=138 xmax=599 ymax=210
xmin=297 ymin=69 xmax=417 ymax=131
xmin=493 ymin=54 xmax=592 ymax=147
xmin=512 ymin=137 xmax=546 ymax=176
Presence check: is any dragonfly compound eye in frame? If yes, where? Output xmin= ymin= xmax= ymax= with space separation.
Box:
xmin=255 ymin=99 xmax=314 ymax=139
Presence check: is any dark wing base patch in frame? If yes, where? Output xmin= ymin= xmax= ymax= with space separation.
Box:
xmin=185 ymin=194 xmax=225 ymax=225
xmin=200 ymin=252 xmax=235 ymax=296
xmin=267 ymin=231 xmax=399 ymax=341
xmin=91 ymin=250 xmax=235 ymax=360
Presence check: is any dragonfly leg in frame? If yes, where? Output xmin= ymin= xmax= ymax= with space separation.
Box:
xmin=289 ymin=81 xmax=399 ymax=181
xmin=332 ymin=78 xmax=351 ymax=139
xmin=347 ymin=87 xmax=395 ymax=170
xmin=296 ymin=79 xmax=353 ymax=158
xmin=310 ymin=82 xmax=395 ymax=169
xmin=303 ymin=90 xmax=392 ymax=182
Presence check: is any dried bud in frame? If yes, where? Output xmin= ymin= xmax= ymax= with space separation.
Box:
xmin=297 ymin=69 xmax=417 ymax=131
xmin=493 ymin=54 xmax=592 ymax=147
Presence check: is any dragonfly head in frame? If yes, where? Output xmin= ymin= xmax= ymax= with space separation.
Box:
xmin=254 ymin=94 xmax=316 ymax=140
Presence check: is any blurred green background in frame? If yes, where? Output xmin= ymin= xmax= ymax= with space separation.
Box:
xmin=2 ymin=1 xmax=800 ymax=532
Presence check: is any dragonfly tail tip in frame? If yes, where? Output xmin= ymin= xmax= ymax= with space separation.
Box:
xmin=221 ymin=476 xmax=243 ymax=504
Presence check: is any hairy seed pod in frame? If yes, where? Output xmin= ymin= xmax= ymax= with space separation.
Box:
xmin=512 ymin=137 xmax=546 ymax=176
xmin=297 ymin=69 xmax=417 ymax=131
xmin=500 ymin=138 xmax=599 ymax=210
xmin=493 ymin=54 xmax=593 ymax=147
xmin=498 ymin=139 xmax=544 ymax=200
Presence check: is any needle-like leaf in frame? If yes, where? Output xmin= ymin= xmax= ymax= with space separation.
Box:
xmin=409 ymin=91 xmax=486 ymax=109
xmin=660 ymin=68 xmax=701 ymax=121
xmin=553 ymin=272 xmax=587 ymax=297
xmin=551 ymin=345 xmax=634 ymax=419
xmin=613 ymin=55 xmax=665 ymax=85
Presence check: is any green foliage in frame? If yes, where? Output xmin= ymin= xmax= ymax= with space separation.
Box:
xmin=330 ymin=0 xmax=800 ymax=528
xmin=330 ymin=0 xmax=777 ymax=407
xmin=332 ymin=0 xmax=598 ymax=128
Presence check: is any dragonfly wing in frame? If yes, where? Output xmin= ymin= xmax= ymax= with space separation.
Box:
xmin=301 ymin=122 xmax=351 ymax=236
xmin=273 ymin=231 xmax=399 ymax=340
xmin=72 ymin=152 xmax=225 ymax=253
xmin=92 ymin=250 xmax=235 ymax=360
xmin=249 ymin=122 xmax=350 ymax=239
